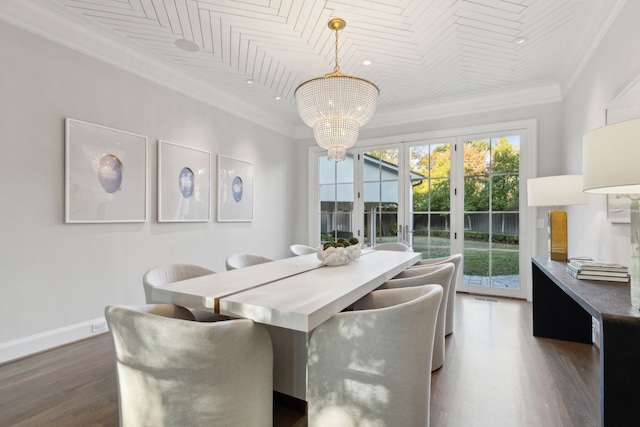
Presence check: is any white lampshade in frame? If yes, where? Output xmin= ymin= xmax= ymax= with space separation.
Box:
xmin=583 ymin=118 xmax=640 ymax=194
xmin=582 ymin=118 xmax=640 ymax=309
xmin=527 ymin=175 xmax=590 ymax=207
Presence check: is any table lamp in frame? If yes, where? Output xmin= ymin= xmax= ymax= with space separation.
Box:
xmin=527 ymin=175 xmax=590 ymax=261
xmin=583 ymin=117 xmax=640 ymax=309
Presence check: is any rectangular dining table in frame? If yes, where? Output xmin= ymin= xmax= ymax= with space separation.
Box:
xmin=151 ymin=249 xmax=421 ymax=400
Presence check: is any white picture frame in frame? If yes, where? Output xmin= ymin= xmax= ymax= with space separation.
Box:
xmin=65 ymin=118 xmax=147 ymax=223
xmin=605 ymin=76 xmax=640 ymax=224
xmin=217 ymin=155 xmax=254 ymax=222
xmin=158 ymin=140 xmax=211 ymax=222
xmin=607 ymin=194 xmax=638 ymax=223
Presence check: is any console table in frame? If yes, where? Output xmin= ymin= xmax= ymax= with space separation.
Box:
xmin=532 ymin=257 xmax=640 ymax=427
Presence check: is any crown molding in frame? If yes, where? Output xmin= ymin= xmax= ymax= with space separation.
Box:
xmin=371 ymin=83 xmax=562 ymax=129
xmin=0 ymin=0 xmax=298 ymax=138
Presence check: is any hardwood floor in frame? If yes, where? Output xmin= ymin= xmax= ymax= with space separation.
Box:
xmin=430 ymin=295 xmax=600 ymax=427
xmin=0 ymin=294 xmax=599 ymax=426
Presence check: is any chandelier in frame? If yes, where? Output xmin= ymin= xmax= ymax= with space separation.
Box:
xmin=295 ymin=18 xmax=379 ymax=162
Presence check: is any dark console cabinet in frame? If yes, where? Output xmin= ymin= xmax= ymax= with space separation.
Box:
xmin=532 ymin=257 xmax=640 ymax=427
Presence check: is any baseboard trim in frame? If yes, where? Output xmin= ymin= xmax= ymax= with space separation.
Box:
xmin=0 ymin=317 xmax=109 ymax=364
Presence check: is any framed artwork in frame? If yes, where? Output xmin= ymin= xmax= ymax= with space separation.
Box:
xmin=607 ymin=194 xmax=638 ymax=223
xmin=158 ymin=140 xmax=211 ymax=222
xmin=605 ymin=77 xmax=640 ymax=224
xmin=217 ymin=155 xmax=254 ymax=222
xmin=65 ymin=118 xmax=147 ymax=223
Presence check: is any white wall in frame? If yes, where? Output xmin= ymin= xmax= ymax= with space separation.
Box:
xmin=0 ymin=21 xmax=300 ymax=360
xmin=563 ymin=0 xmax=640 ymax=265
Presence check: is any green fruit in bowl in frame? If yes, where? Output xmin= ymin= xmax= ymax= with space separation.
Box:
xmin=323 ymin=242 xmax=334 ymax=250
xmin=335 ymin=243 xmax=345 ymax=248
xmin=349 ymin=237 xmax=359 ymax=245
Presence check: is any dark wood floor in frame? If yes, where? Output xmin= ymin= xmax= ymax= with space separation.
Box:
xmin=431 ymin=294 xmax=600 ymax=427
xmin=0 ymin=294 xmax=599 ymax=427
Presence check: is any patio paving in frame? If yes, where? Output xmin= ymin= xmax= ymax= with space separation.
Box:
xmin=464 ymin=274 xmax=520 ymax=288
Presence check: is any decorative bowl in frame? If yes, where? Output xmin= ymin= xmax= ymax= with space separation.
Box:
xmin=317 ymin=243 xmax=362 ymax=266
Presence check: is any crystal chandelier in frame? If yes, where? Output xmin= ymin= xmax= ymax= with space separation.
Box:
xmin=295 ymin=18 xmax=379 ymax=162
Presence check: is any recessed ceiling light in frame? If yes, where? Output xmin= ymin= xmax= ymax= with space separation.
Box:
xmin=275 ymin=96 xmax=281 ymax=100
xmin=363 ymin=59 xmax=372 ymax=66
xmin=246 ymin=79 xmax=255 ymax=84
xmin=175 ymin=38 xmax=199 ymax=52
xmin=515 ymin=37 xmax=527 ymax=45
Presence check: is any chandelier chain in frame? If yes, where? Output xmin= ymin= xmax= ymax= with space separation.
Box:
xmin=333 ymin=27 xmax=340 ymax=73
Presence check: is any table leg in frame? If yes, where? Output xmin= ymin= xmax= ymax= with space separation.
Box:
xmin=600 ymin=315 xmax=640 ymax=426
xmin=532 ymin=263 xmax=592 ymax=343
xmin=265 ymin=325 xmax=309 ymax=401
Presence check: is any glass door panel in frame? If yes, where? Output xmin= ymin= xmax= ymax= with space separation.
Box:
xmin=318 ymin=154 xmax=355 ymax=243
xmin=408 ymin=142 xmax=452 ymax=258
xmin=363 ymin=149 xmax=400 ymax=247
xmin=460 ymin=136 xmax=522 ymax=296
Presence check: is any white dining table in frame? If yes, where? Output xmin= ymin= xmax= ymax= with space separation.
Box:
xmin=151 ymin=249 xmax=422 ymax=400
xmin=152 ymin=249 xmax=421 ymax=332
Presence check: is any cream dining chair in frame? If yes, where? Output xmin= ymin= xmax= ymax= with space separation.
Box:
xmin=373 ymin=242 xmax=411 ymax=252
xmin=382 ymin=262 xmax=455 ymax=371
xmin=142 ymin=263 xmax=227 ymax=322
xmin=289 ymin=244 xmax=317 ymax=256
xmin=410 ymin=253 xmax=462 ymax=335
xmin=225 ymin=253 xmax=274 ymax=270
xmin=307 ymin=285 xmax=442 ymax=427
xmin=105 ymin=304 xmax=274 ymax=427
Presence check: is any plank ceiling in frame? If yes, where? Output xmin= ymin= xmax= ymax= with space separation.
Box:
xmin=5 ymin=0 xmax=625 ymax=132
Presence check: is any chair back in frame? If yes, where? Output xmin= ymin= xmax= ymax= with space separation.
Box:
xmin=225 ymin=253 xmax=273 ymax=270
xmin=142 ymin=264 xmax=224 ymax=322
xmin=290 ymin=244 xmax=317 ymax=256
xmin=106 ymin=304 xmax=273 ymax=427
xmin=308 ymin=285 xmax=442 ymax=427
xmin=142 ymin=264 xmax=216 ymax=303
xmin=411 ymin=253 xmax=462 ymax=335
xmin=382 ymin=262 xmax=455 ymax=370
xmin=373 ymin=242 xmax=410 ymax=252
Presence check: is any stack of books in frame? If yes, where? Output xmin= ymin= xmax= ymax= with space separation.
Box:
xmin=566 ymin=259 xmax=629 ymax=282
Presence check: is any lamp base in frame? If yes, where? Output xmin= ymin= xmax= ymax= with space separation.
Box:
xmin=549 ymin=209 xmax=568 ymax=261
xmin=631 ymin=201 xmax=640 ymax=309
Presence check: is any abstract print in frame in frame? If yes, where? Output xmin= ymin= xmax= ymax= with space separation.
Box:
xmin=65 ymin=118 xmax=147 ymax=223
xmin=158 ymin=140 xmax=211 ymax=222
xmin=217 ymin=155 xmax=254 ymax=222
xmin=607 ymin=194 xmax=638 ymax=224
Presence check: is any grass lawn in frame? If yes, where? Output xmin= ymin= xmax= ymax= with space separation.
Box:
xmin=379 ymin=235 xmax=519 ymax=276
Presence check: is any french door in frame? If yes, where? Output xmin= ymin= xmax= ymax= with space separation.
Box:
xmin=310 ymin=121 xmax=535 ymax=299
xmin=406 ymin=140 xmax=457 ymax=260
xmin=455 ymin=133 xmax=524 ymax=298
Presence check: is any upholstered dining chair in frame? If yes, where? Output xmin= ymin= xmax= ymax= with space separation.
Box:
xmin=225 ymin=253 xmax=274 ymax=270
xmin=142 ymin=263 xmax=226 ymax=322
xmin=307 ymin=285 xmax=442 ymax=427
xmin=381 ymin=263 xmax=455 ymax=371
xmin=289 ymin=244 xmax=317 ymax=256
xmin=373 ymin=242 xmax=411 ymax=252
xmin=410 ymin=253 xmax=462 ymax=336
xmin=105 ymin=304 xmax=274 ymax=427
